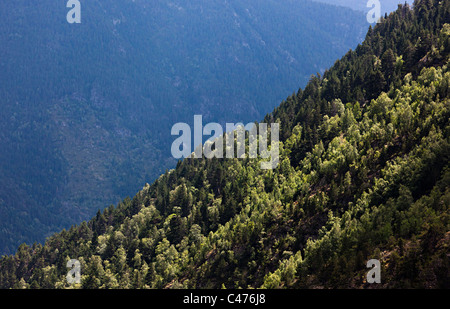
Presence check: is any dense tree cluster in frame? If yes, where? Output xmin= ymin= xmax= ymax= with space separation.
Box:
xmin=0 ymin=0 xmax=448 ymax=289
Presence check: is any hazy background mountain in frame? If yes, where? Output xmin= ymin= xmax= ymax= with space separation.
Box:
xmin=313 ymin=0 xmax=414 ymax=14
xmin=0 ymin=0 xmax=369 ymax=254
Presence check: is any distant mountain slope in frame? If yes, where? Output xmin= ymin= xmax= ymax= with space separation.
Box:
xmin=313 ymin=0 xmax=414 ymax=14
xmin=0 ymin=0 xmax=369 ymax=254
xmin=0 ymin=0 xmax=448 ymax=289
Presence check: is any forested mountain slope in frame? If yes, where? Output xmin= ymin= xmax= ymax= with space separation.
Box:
xmin=0 ymin=0 xmax=448 ymax=288
xmin=0 ymin=0 xmax=369 ymax=255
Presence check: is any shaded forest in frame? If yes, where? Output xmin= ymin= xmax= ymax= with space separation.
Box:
xmin=0 ymin=0 xmax=369 ymax=255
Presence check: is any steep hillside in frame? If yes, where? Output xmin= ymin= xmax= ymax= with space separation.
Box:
xmin=0 ymin=0 xmax=368 ymax=254
xmin=0 ymin=0 xmax=448 ymax=289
